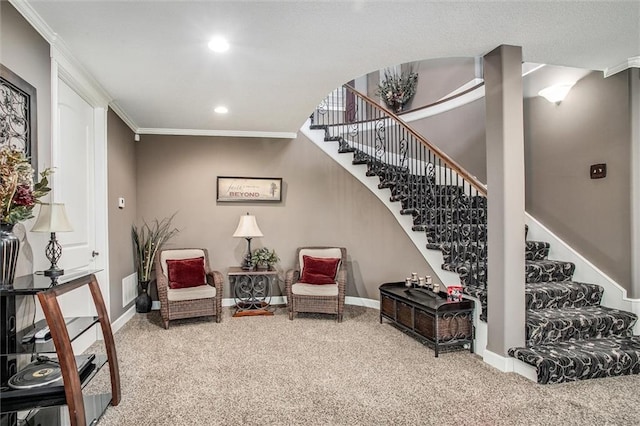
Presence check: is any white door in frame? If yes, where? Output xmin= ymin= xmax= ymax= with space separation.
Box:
xmin=55 ymin=79 xmax=96 ymax=319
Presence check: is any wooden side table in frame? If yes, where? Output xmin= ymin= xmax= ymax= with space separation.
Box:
xmin=228 ymin=267 xmax=278 ymax=317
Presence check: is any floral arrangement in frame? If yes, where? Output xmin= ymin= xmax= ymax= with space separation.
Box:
xmin=251 ymin=247 xmax=279 ymax=269
xmin=0 ymin=147 xmax=51 ymax=225
xmin=132 ymin=214 xmax=179 ymax=282
xmin=376 ymin=69 xmax=418 ymax=113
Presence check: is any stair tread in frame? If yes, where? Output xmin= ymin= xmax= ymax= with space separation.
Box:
xmin=526 ymin=280 xmax=603 ymax=310
xmin=527 ymin=305 xmax=637 ymax=321
xmin=508 ymin=336 xmax=640 ymax=384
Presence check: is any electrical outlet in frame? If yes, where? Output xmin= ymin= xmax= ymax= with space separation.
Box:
xmin=590 ymin=163 xmax=606 ymax=179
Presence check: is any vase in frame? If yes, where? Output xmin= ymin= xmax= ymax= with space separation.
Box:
xmin=135 ymin=280 xmax=152 ymax=313
xmin=0 ymin=223 xmax=20 ymax=286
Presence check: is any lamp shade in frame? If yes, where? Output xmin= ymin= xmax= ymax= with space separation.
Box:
xmin=538 ymin=83 xmax=574 ymax=104
xmin=232 ymin=213 xmax=263 ymax=238
xmin=31 ymin=203 xmax=74 ymax=233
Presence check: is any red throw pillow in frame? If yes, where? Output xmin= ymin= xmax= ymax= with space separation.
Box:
xmin=299 ymin=255 xmax=340 ymax=285
xmin=166 ymin=257 xmax=206 ymax=289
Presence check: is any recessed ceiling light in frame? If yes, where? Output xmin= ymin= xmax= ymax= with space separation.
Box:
xmin=214 ymin=106 xmax=228 ymax=114
xmin=208 ymin=36 xmax=229 ymax=53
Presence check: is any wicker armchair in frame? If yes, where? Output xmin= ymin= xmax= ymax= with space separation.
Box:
xmin=155 ymin=248 xmax=223 ymax=329
xmin=285 ymin=247 xmax=347 ymax=322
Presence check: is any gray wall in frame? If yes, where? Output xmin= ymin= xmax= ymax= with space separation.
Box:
xmin=409 ymin=98 xmax=487 ymax=182
xmin=524 ymin=70 xmax=632 ymax=290
xmin=135 ymin=133 xmax=438 ymax=301
xmin=1 ymin=1 xmax=52 ymax=278
xmin=107 ymin=110 xmax=138 ymax=320
xmin=404 ymin=57 xmax=476 ymax=110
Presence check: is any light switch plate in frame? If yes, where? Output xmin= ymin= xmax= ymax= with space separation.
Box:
xmin=118 ymin=197 xmax=125 ymax=209
xmin=590 ymin=163 xmax=606 ymax=179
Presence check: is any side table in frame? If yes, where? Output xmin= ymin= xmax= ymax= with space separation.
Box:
xmin=228 ymin=267 xmax=278 ymax=317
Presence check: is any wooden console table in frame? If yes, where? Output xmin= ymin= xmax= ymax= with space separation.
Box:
xmin=379 ymin=282 xmax=474 ymax=357
xmin=228 ymin=267 xmax=277 ymax=317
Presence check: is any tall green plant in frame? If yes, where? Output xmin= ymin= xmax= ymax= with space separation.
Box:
xmin=132 ymin=214 xmax=179 ymax=282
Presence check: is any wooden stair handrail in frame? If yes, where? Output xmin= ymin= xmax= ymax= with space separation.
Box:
xmin=342 ymin=84 xmax=487 ymax=196
xmin=37 ymin=273 xmax=120 ymax=426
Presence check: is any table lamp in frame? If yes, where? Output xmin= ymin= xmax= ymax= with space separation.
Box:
xmin=31 ymin=203 xmax=74 ymax=279
xmin=233 ymin=213 xmax=263 ymax=270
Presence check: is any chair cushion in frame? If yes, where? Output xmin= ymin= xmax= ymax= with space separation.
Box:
xmin=300 ymin=255 xmax=340 ymax=285
xmin=167 ymin=284 xmax=216 ymax=302
xmin=166 ymin=257 xmax=206 ymax=289
xmin=292 ymin=283 xmax=339 ymax=297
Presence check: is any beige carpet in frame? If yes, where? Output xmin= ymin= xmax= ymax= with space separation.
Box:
xmin=90 ymin=306 xmax=640 ymax=426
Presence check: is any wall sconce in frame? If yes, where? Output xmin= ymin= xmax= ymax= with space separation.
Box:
xmin=538 ymin=83 xmax=575 ymax=105
xmin=31 ymin=203 xmax=74 ymax=281
xmin=233 ymin=213 xmax=263 ymax=270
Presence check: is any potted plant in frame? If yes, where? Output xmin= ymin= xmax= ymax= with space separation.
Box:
xmin=132 ymin=214 xmax=179 ymax=312
xmin=376 ymin=68 xmax=418 ymax=113
xmin=251 ymin=247 xmax=279 ymax=270
xmin=0 ymin=147 xmax=52 ymax=285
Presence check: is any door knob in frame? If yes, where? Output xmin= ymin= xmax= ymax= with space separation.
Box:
xmin=92 ymin=250 xmax=100 ymax=257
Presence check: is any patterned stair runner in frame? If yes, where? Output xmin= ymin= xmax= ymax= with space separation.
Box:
xmin=312 ymin=123 xmax=640 ymax=384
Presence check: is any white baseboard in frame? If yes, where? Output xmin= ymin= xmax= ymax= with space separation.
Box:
xmin=345 ymin=296 xmax=379 ymax=309
xmin=483 ymin=349 xmax=514 ymax=372
xmin=512 ymin=359 xmax=538 ymax=382
xmin=111 ymin=305 xmax=136 ymax=334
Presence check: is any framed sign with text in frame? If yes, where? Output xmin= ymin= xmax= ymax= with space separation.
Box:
xmin=217 ymin=176 xmax=282 ymax=202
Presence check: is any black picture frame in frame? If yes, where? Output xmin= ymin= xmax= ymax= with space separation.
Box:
xmin=0 ymin=64 xmax=38 ymax=173
xmin=217 ymin=176 xmax=283 ymax=202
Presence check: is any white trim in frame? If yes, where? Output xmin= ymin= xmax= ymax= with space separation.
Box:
xmin=94 ymin=107 xmax=110 ymax=313
xmin=512 ymin=359 xmax=538 ymax=382
xmin=604 ymin=56 xmax=640 ymax=78
xmin=111 ymin=305 xmax=136 ymax=334
xmin=482 ymin=349 xmax=514 ymax=373
xmin=8 ymin=0 xmax=57 ymax=43
xmin=631 ymin=68 xmax=640 ymax=303
xmin=401 ymin=84 xmax=485 ymax=123
xmin=109 ymin=102 xmax=139 ymax=133
xmin=52 ymin=46 xmax=110 ymax=108
xmin=137 ymin=128 xmax=297 ymax=139
xmin=301 ymin=119 xmax=460 ymax=287
xmin=345 ymin=296 xmax=379 ymax=309
xmin=526 ymin=213 xmax=640 ymax=334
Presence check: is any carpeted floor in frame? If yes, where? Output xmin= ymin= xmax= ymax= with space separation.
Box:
xmin=89 ymin=306 xmax=640 ymax=426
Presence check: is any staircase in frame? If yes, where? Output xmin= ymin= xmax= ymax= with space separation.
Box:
xmin=307 ymin=84 xmax=640 ymax=384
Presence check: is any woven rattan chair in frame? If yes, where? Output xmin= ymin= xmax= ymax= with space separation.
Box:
xmin=285 ymin=247 xmax=347 ymax=322
xmin=155 ymin=248 xmax=223 ymax=329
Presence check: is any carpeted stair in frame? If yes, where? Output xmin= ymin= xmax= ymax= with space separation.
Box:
xmin=310 ymin=123 xmax=640 ymax=385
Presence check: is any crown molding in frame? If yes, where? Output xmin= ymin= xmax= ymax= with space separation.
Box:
xmin=9 ymin=0 xmax=57 ymax=43
xmin=137 ymin=128 xmax=298 ymax=139
xmin=11 ymin=0 xmax=112 ymax=108
xmin=604 ymin=56 xmax=640 ymax=78
xmin=108 ymin=102 xmax=139 ymax=133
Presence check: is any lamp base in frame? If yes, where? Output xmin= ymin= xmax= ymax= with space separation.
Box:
xmin=44 ymin=267 xmax=64 ymax=278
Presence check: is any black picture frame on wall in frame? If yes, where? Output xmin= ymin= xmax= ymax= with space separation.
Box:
xmin=217 ymin=176 xmax=283 ymax=202
xmin=0 ymin=64 xmax=38 ymax=173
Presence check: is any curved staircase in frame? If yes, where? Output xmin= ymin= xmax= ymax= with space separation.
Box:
xmin=305 ymin=84 xmax=640 ymax=384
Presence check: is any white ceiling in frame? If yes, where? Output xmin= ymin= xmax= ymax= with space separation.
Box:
xmin=20 ymin=0 xmax=640 ymax=137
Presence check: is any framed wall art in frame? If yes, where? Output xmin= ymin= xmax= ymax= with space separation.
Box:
xmin=217 ymin=176 xmax=282 ymax=202
xmin=0 ymin=64 xmax=38 ymax=172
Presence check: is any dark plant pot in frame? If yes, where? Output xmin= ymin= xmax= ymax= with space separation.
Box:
xmin=0 ymin=223 xmax=20 ymax=286
xmin=135 ymin=280 xmax=152 ymax=313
